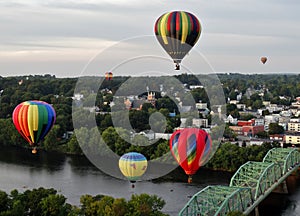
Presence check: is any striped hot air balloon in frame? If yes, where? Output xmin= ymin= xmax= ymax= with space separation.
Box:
xmin=154 ymin=11 xmax=202 ymax=70
xmin=119 ymin=152 xmax=147 ymax=187
xmin=12 ymin=100 xmax=56 ymax=153
xmin=105 ymin=72 xmax=113 ymax=80
xmin=169 ymin=128 xmax=212 ymax=183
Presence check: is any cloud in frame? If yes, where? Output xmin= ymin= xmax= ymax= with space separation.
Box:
xmin=0 ymin=0 xmax=299 ymax=77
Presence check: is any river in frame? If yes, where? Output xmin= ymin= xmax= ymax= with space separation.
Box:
xmin=0 ymin=145 xmax=299 ymax=216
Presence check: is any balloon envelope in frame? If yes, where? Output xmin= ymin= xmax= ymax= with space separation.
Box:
xmin=119 ymin=152 xmax=147 ymax=182
xmin=12 ymin=100 xmax=56 ymax=146
xmin=261 ymin=57 xmax=267 ymax=64
xmin=169 ymin=128 xmax=212 ymax=176
xmin=154 ymin=11 xmax=201 ymax=69
xmin=105 ymin=72 xmax=113 ymax=80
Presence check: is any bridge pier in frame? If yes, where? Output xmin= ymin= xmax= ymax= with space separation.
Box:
xmin=272 ymin=180 xmax=288 ymax=194
xmin=254 ymin=207 xmax=260 ymax=216
xmin=248 ymin=207 xmax=260 ymax=216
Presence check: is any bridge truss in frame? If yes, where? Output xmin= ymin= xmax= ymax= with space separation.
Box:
xmin=179 ymin=148 xmax=300 ymax=216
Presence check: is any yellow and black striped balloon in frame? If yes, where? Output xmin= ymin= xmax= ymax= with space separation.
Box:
xmin=154 ymin=11 xmax=201 ymax=67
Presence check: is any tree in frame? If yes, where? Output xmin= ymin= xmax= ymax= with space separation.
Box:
xmin=0 ymin=191 xmax=9 ymax=212
xmin=127 ymin=194 xmax=167 ymax=216
xmin=42 ymin=125 xmax=61 ymax=151
xmin=66 ymin=134 xmax=82 ymax=154
xmin=40 ymin=194 xmax=72 ymax=216
xmin=268 ymin=123 xmax=284 ymax=135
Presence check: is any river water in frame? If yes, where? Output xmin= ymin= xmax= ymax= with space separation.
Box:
xmin=0 ymin=145 xmax=299 ymax=216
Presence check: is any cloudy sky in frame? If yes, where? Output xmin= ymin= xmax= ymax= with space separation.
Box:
xmin=0 ymin=0 xmax=299 ymax=77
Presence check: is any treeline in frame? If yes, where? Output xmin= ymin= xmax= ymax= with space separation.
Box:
xmin=206 ymin=142 xmax=280 ymax=172
xmin=0 ymin=187 xmax=167 ymax=216
xmin=0 ymin=74 xmax=298 ymax=158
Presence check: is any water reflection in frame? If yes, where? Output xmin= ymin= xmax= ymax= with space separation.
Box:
xmin=0 ymin=145 xmax=66 ymax=172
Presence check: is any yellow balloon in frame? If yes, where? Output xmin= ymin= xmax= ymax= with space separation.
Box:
xmin=119 ymin=152 xmax=147 ymax=182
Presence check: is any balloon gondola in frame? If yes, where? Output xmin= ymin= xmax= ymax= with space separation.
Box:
xmin=12 ymin=100 xmax=56 ymax=154
xmin=119 ymin=152 xmax=148 ymax=188
xmin=154 ymin=11 xmax=202 ymax=70
xmin=169 ymin=128 xmax=212 ymax=183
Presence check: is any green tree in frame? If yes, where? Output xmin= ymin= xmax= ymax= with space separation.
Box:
xmin=127 ymin=194 xmax=167 ymax=216
xmin=66 ymin=134 xmax=82 ymax=154
xmin=42 ymin=125 xmax=61 ymax=151
xmin=268 ymin=123 xmax=284 ymax=135
xmin=40 ymin=194 xmax=72 ymax=216
xmin=0 ymin=191 xmax=9 ymax=212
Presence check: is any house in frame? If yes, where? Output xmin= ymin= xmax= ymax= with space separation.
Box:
xmin=236 ymin=104 xmax=246 ymax=110
xmin=192 ymin=118 xmax=209 ymax=128
xmin=72 ymin=93 xmax=84 ymax=101
xmin=189 ymin=85 xmax=204 ymax=89
xmin=266 ymin=104 xmax=284 ymax=113
xmin=225 ymin=115 xmax=237 ymax=125
xmin=270 ymin=134 xmax=284 ymax=142
xmin=196 ymin=102 xmax=207 ymax=110
xmin=284 ymin=132 xmax=300 ymax=145
xmin=263 ymin=101 xmax=271 ymax=107
xmin=229 ymin=100 xmax=238 ymax=105
xmin=264 ymin=114 xmax=280 ymax=130
xmin=254 ymin=118 xmax=264 ymax=126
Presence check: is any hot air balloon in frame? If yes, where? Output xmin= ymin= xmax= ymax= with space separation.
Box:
xmin=154 ymin=11 xmax=202 ymax=70
xmin=261 ymin=57 xmax=267 ymax=64
xmin=12 ymin=100 xmax=56 ymax=154
xmin=105 ymin=72 xmax=113 ymax=80
xmin=119 ymin=152 xmax=147 ymax=187
xmin=169 ymin=128 xmax=212 ymax=183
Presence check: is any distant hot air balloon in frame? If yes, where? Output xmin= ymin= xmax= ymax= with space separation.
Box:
xmin=105 ymin=72 xmax=113 ymax=80
xmin=154 ymin=11 xmax=202 ymax=70
xmin=12 ymin=100 xmax=56 ymax=154
xmin=261 ymin=57 xmax=267 ymax=64
xmin=169 ymin=128 xmax=212 ymax=183
xmin=119 ymin=152 xmax=147 ymax=187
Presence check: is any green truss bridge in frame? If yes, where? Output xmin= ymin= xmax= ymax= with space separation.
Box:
xmin=179 ymin=148 xmax=300 ymax=216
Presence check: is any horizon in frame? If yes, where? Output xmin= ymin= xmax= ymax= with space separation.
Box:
xmin=1 ymin=71 xmax=299 ymax=79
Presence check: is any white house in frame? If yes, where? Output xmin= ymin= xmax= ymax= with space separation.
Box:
xmin=225 ymin=115 xmax=238 ymax=125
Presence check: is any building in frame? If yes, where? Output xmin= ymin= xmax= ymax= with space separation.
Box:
xmin=264 ymin=114 xmax=280 ymax=130
xmin=288 ymin=122 xmax=300 ymax=132
xmin=192 ymin=118 xmax=209 ymax=128
xmin=236 ymin=104 xmax=246 ymax=110
xmin=270 ymin=134 xmax=284 ymax=142
xmin=242 ymin=125 xmax=265 ymax=137
xmin=237 ymin=120 xmax=253 ymax=127
xmin=284 ymin=132 xmax=300 ymax=145
xmin=225 ymin=115 xmax=237 ymax=125
xmin=266 ymin=104 xmax=284 ymax=113
xmin=229 ymin=125 xmax=265 ymax=137
xmin=290 ymin=118 xmax=300 ymax=123
xmin=196 ymin=102 xmax=207 ymax=110
xmin=72 ymin=93 xmax=84 ymax=101
xmin=229 ymin=126 xmax=243 ymax=135
xmin=254 ymin=118 xmax=264 ymax=126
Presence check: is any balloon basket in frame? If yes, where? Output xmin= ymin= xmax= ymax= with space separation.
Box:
xmin=31 ymin=147 xmax=37 ymax=154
